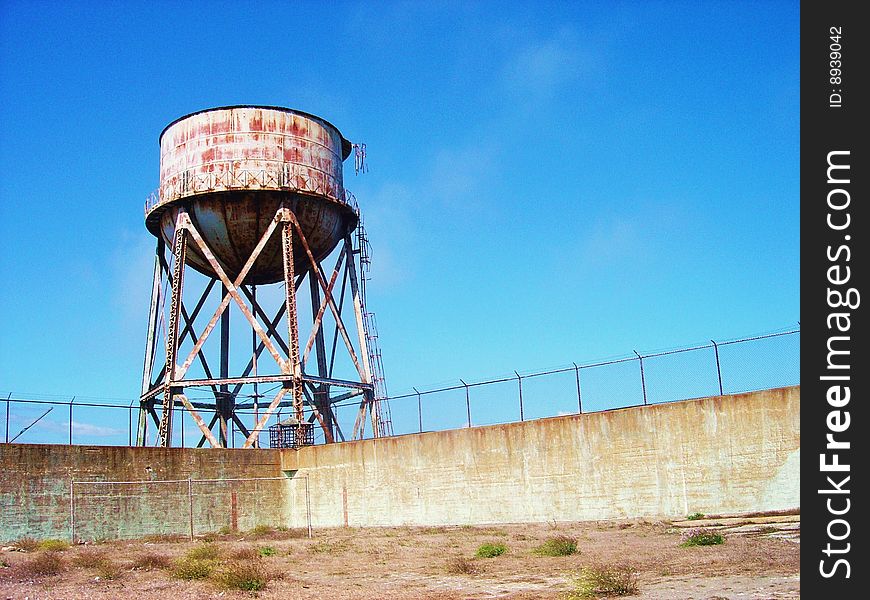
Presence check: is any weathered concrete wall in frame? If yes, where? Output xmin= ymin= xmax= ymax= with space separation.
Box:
xmin=1 ymin=387 xmax=799 ymax=540
xmin=281 ymin=386 xmax=800 ymax=527
xmin=0 ymin=445 xmax=292 ymax=542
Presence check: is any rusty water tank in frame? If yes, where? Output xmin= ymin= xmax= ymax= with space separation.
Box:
xmin=145 ymin=106 xmax=356 ymax=285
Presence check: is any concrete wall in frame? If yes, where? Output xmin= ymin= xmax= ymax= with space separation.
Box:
xmin=282 ymin=386 xmax=800 ymax=527
xmin=0 ymin=445 xmax=291 ymax=541
xmin=0 ymin=386 xmax=799 ymax=540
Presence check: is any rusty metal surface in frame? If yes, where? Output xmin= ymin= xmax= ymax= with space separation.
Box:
xmin=146 ymin=107 xmax=358 ymax=285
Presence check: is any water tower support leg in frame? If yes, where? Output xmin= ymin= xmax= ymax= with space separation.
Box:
xmin=279 ymin=215 xmax=305 ymax=430
xmin=138 ymin=238 xmax=165 ymax=445
xmin=219 ymin=285 xmax=230 ymax=448
xmin=158 ymin=211 xmax=189 ymax=447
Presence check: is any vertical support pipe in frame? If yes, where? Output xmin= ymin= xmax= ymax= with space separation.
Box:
xmin=515 ymin=371 xmax=524 ymax=421
xmin=305 ymin=476 xmax=313 ymax=539
xmin=460 ymin=379 xmax=471 ymax=428
xmin=188 ymin=477 xmax=194 ymax=540
xmin=159 ymin=215 xmax=188 ymax=447
xmin=5 ymin=393 xmax=10 ymax=443
xmin=252 ymin=285 xmax=259 ymax=448
xmin=139 ymin=238 xmax=164 ymax=447
xmin=634 ymin=351 xmax=647 ymax=405
xmin=69 ymin=396 xmax=74 ymax=445
xmin=573 ymin=362 xmax=583 ymax=413
xmin=69 ymin=479 xmax=75 ymax=544
xmin=219 ymin=283 xmax=230 ymax=448
xmin=180 ymin=409 xmax=185 ymax=448
xmin=711 ymin=339 xmax=724 ymax=396
xmin=413 ymin=387 xmax=422 ymax=433
xmin=128 ymin=405 xmax=132 ymax=446
xmin=281 ymin=214 xmax=304 ymax=428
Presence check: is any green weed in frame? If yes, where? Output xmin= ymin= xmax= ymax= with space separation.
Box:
xmin=475 ymin=542 xmax=507 ymax=558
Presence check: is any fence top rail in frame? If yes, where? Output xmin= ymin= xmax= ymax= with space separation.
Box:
xmin=2 ymin=327 xmax=799 ymax=413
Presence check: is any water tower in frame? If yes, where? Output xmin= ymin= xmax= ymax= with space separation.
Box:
xmin=138 ymin=106 xmax=390 ymax=448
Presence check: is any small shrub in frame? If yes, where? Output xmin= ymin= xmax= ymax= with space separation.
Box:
xmin=171 ymin=557 xmax=214 ymax=580
xmin=20 ymin=552 xmax=65 ymax=577
xmin=680 ymin=528 xmax=725 ymax=547
xmin=15 ymin=537 xmax=40 ymax=552
xmin=95 ymin=559 xmax=121 ymax=580
xmin=475 ymin=542 xmax=507 ymax=558
xmin=309 ymin=540 xmax=349 ymax=554
xmin=445 ymin=556 xmax=481 ymax=575
xmin=281 ymin=527 xmax=308 ymax=539
xmin=185 ymin=542 xmax=221 ymax=561
xmin=218 ymin=525 xmax=233 ymax=535
xmin=38 ymin=539 xmax=70 ymax=552
xmin=567 ymin=564 xmax=639 ymax=599
xmin=142 ymin=533 xmax=186 ymax=544
xmin=249 ymin=524 xmax=274 ymax=538
xmin=230 ymin=546 xmax=260 ymax=560
xmin=72 ymin=549 xmax=108 ymax=569
xmin=131 ymin=552 xmax=172 ymax=571
xmin=212 ymin=560 xmax=268 ymax=591
xmin=686 ymin=512 xmax=705 ymax=521
xmin=534 ymin=535 xmax=578 ymax=557
xmin=258 ymin=546 xmax=277 ymax=557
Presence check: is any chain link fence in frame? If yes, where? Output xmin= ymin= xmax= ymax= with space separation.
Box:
xmin=1 ymin=328 xmax=799 ymax=446
xmin=67 ymin=476 xmax=310 ymax=542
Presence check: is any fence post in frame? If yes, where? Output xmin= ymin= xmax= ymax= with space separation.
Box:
xmin=413 ymin=387 xmax=422 ymax=433
xmin=5 ymin=393 xmax=10 ymax=443
xmin=69 ymin=396 xmax=75 ymax=445
xmin=514 ymin=371 xmax=524 ymax=421
xmin=69 ymin=479 xmax=75 ymax=544
xmin=711 ymin=339 xmax=724 ymax=396
xmin=633 ymin=351 xmax=647 ymax=405
xmin=572 ymin=362 xmax=582 ymax=413
xmin=460 ymin=379 xmax=471 ymax=427
xmin=188 ymin=477 xmax=194 ymax=540
xmin=305 ymin=476 xmax=313 ymax=539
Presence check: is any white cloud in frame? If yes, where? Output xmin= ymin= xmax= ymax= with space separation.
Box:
xmin=502 ymin=29 xmax=596 ymax=103
xmin=72 ymin=421 xmax=125 ymax=437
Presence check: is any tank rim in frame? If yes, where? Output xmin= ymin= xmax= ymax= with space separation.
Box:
xmin=158 ymin=105 xmax=353 ymax=160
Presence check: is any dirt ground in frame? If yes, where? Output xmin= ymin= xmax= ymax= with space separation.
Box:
xmin=0 ymin=516 xmax=799 ymax=600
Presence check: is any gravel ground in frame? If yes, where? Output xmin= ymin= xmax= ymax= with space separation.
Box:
xmin=0 ymin=517 xmax=799 ymax=599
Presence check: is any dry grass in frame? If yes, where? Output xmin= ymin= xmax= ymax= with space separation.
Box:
xmin=130 ymin=551 xmax=172 ymax=571
xmin=211 ymin=559 xmax=269 ymax=591
xmin=71 ymin=549 xmax=108 ymax=569
xmin=18 ymin=552 xmax=65 ymax=578
xmin=445 ymin=556 xmax=482 ymax=575
xmin=185 ymin=542 xmax=221 ymax=561
xmin=567 ymin=564 xmax=639 ymax=599
xmin=229 ymin=546 xmax=261 ymax=560
xmin=142 ymin=533 xmax=187 ymax=544
xmin=171 ymin=557 xmax=214 ymax=580
xmin=1 ymin=519 xmax=799 ymax=599
xmin=13 ymin=537 xmax=40 ymax=552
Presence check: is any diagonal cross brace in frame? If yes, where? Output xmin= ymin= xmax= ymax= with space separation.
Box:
xmin=302 ymin=251 xmax=346 ymax=367
xmin=175 ymin=211 xmax=289 ymax=381
xmin=242 ymin=386 xmax=291 ymax=448
xmin=287 ymin=215 xmax=367 ymax=382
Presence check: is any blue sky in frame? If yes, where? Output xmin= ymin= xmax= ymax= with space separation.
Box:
xmin=0 ymin=1 xmax=799 ymax=442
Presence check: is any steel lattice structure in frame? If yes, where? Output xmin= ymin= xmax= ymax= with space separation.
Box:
xmin=137 ymin=106 xmax=387 ymax=448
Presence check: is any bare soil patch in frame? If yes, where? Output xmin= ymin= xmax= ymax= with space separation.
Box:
xmin=0 ymin=517 xmax=799 ymax=599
